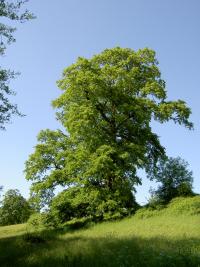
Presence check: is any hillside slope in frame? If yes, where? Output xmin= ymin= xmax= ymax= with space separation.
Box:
xmin=0 ymin=196 xmax=200 ymax=267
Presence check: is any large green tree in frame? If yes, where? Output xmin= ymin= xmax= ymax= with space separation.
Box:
xmin=25 ymin=47 xmax=193 ymax=221
xmin=0 ymin=0 xmax=35 ymax=129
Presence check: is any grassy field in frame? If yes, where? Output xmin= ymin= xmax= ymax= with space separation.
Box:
xmin=0 ymin=198 xmax=200 ymax=267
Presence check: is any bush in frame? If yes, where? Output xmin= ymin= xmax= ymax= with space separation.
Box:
xmin=50 ymin=185 xmax=139 ymax=225
xmin=135 ymin=207 xmax=161 ymax=219
xmin=27 ymin=212 xmax=58 ymax=230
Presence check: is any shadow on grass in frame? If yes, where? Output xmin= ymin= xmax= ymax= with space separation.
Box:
xmin=0 ymin=229 xmax=200 ymax=267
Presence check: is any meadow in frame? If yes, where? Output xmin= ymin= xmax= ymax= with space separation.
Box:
xmin=0 ymin=197 xmax=200 ymax=267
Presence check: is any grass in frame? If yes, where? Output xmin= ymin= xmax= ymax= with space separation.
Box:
xmin=0 ymin=223 xmax=27 ymax=239
xmin=0 ymin=197 xmax=200 ymax=266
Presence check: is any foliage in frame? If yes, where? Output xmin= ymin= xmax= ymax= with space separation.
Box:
xmin=148 ymin=157 xmax=195 ymax=204
xmin=134 ymin=207 xmax=161 ymax=219
xmin=50 ymin=185 xmax=138 ymax=224
xmin=0 ymin=0 xmax=35 ymax=129
xmin=25 ymin=47 xmax=192 ymax=222
xmin=27 ymin=213 xmax=42 ymax=228
xmin=0 ymin=189 xmax=32 ymax=225
xmin=27 ymin=212 xmax=57 ymax=230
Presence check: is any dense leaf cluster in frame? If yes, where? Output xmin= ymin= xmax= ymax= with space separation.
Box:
xmin=148 ymin=157 xmax=195 ymax=205
xmin=0 ymin=189 xmax=32 ymax=225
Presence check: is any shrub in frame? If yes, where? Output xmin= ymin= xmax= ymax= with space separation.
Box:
xmin=27 ymin=212 xmax=58 ymax=230
xmin=50 ymin=185 xmax=139 ymax=225
xmin=135 ymin=207 xmax=161 ymax=219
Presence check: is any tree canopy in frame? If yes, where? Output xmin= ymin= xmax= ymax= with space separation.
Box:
xmin=0 ymin=0 xmax=35 ymax=129
xmin=0 ymin=189 xmax=32 ymax=225
xmin=25 ymin=47 xmax=193 ymax=221
xmin=149 ymin=157 xmax=195 ymax=204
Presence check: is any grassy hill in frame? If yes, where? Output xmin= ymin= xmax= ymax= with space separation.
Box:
xmin=0 ymin=196 xmax=200 ymax=267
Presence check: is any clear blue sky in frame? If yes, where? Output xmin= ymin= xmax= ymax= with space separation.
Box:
xmin=0 ymin=0 xmax=199 ymax=204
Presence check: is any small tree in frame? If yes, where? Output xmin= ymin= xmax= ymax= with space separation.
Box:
xmin=148 ymin=157 xmax=194 ymax=204
xmin=0 ymin=189 xmax=32 ymax=225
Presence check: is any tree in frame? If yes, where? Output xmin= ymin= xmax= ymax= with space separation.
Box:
xmin=0 ymin=0 xmax=35 ymax=129
xmin=25 ymin=47 xmax=193 ymax=221
xmin=0 ymin=189 xmax=32 ymax=225
xmin=148 ymin=157 xmax=195 ymax=204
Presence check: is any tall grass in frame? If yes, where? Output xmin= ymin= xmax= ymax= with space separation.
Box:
xmin=135 ymin=195 xmax=200 ymax=219
xmin=0 ymin=196 xmax=200 ymax=267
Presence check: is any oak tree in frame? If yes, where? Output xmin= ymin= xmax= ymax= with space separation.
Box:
xmin=25 ymin=47 xmax=193 ymax=221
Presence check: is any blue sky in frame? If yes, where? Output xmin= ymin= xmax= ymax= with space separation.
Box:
xmin=0 ymin=0 xmax=199 ymax=204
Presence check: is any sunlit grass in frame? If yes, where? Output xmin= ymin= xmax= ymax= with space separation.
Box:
xmin=0 ymin=223 xmax=27 ymax=239
xmin=0 ymin=198 xmax=200 ymax=266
